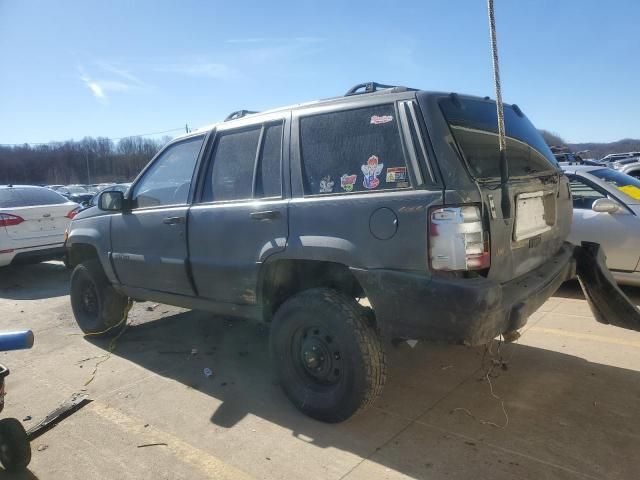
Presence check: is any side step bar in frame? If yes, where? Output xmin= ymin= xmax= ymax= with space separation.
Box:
xmin=575 ymin=241 xmax=640 ymax=331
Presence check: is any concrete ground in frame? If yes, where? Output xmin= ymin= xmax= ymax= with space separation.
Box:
xmin=0 ymin=262 xmax=639 ymax=480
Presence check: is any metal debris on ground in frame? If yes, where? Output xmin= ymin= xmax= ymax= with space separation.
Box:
xmin=145 ymin=303 xmax=160 ymax=311
xmin=26 ymin=393 xmax=92 ymax=441
xmin=137 ymin=443 xmax=168 ymax=448
xmin=23 ymin=415 xmax=32 ymax=421
xmin=406 ymin=339 xmax=418 ymax=348
xmin=37 ymin=444 xmax=48 ymax=452
xmin=203 ymin=367 xmax=213 ymax=378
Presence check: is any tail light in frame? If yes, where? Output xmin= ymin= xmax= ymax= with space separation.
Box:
xmin=0 ymin=214 xmax=24 ymax=227
xmin=66 ymin=209 xmax=78 ymax=220
xmin=429 ymin=205 xmax=490 ymax=271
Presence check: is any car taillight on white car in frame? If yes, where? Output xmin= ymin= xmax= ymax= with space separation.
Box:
xmin=429 ymin=205 xmax=490 ymax=271
xmin=0 ymin=214 xmax=24 ymax=227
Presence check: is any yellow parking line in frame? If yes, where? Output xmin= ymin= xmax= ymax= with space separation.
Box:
xmin=529 ymin=327 xmax=640 ymax=348
xmin=89 ymin=401 xmax=255 ymax=480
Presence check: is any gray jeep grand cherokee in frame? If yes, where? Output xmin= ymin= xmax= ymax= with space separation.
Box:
xmin=66 ymin=82 xmax=639 ymax=422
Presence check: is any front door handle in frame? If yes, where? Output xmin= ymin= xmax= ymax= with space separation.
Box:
xmin=250 ymin=210 xmax=281 ymax=220
xmin=163 ymin=216 xmax=186 ymax=225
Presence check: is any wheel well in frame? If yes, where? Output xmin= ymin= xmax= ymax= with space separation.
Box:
xmin=260 ymin=260 xmax=366 ymax=322
xmin=68 ymin=244 xmax=99 ymax=268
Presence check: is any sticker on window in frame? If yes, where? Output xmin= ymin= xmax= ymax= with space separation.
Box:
xmin=370 ymin=115 xmax=393 ymax=125
xmin=319 ymin=176 xmax=334 ymax=193
xmin=340 ymin=174 xmax=357 ymax=192
xmin=386 ymin=167 xmax=407 ymax=183
xmin=361 ymin=155 xmax=384 ymax=190
xmin=618 ymin=185 xmax=640 ymax=200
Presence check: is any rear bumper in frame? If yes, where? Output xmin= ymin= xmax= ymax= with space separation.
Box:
xmin=352 ymin=242 xmax=576 ymax=345
xmin=0 ymin=244 xmax=66 ymax=267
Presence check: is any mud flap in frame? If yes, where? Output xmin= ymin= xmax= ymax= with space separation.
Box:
xmin=574 ymin=241 xmax=640 ymax=331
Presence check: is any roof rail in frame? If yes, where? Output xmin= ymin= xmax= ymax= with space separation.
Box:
xmin=224 ymin=110 xmax=259 ymax=122
xmin=344 ymin=82 xmax=415 ymax=96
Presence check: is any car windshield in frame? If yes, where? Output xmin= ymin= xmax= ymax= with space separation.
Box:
xmin=591 ymin=168 xmax=640 ymax=200
xmin=440 ymin=97 xmax=558 ymax=180
xmin=0 ymin=187 xmax=69 ymax=207
xmin=66 ymin=186 xmax=88 ymax=194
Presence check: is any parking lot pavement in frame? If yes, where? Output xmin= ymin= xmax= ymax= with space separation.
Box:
xmin=1 ymin=263 xmax=640 ymax=479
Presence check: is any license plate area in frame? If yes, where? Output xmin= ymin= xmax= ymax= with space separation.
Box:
xmin=514 ymin=191 xmax=554 ymax=241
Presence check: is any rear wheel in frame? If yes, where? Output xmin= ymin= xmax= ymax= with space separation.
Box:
xmin=70 ymin=259 xmax=129 ymax=337
xmin=0 ymin=418 xmax=31 ymax=472
xmin=270 ymin=288 xmax=386 ymax=423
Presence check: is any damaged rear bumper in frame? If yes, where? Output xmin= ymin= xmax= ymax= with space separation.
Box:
xmin=353 ymin=241 xmax=640 ymax=345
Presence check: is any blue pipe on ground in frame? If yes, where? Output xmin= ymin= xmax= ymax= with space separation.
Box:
xmin=0 ymin=330 xmax=34 ymax=351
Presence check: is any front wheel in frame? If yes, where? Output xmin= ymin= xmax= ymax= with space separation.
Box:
xmin=70 ymin=259 xmax=129 ymax=337
xmin=270 ymin=288 xmax=386 ymax=423
xmin=0 ymin=418 xmax=31 ymax=472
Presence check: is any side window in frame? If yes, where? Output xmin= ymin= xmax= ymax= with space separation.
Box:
xmin=256 ymin=123 xmax=283 ymax=198
xmin=300 ymin=104 xmax=411 ymax=195
xmin=203 ymin=127 xmax=261 ymax=202
xmin=132 ymin=136 xmax=204 ymax=209
xmin=568 ymin=176 xmax=606 ymax=209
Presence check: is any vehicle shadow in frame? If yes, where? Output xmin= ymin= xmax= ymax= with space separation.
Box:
xmin=555 ymin=278 xmax=640 ymax=304
xmin=0 ymin=262 xmax=69 ymax=300
xmin=93 ymin=308 xmax=640 ymax=479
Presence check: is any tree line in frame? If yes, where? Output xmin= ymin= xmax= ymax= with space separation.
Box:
xmin=0 ymin=136 xmax=172 ymax=186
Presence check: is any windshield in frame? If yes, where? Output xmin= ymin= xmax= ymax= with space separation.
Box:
xmin=591 ymin=168 xmax=640 ymax=200
xmin=440 ymin=97 xmax=559 ymax=180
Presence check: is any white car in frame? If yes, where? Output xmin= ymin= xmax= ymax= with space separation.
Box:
xmin=563 ymin=166 xmax=640 ymax=286
xmin=0 ymin=185 xmax=78 ymax=267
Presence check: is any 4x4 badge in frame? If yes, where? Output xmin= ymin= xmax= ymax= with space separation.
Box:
xmin=361 ymin=155 xmax=384 ymax=189
xmin=319 ymin=176 xmax=334 ymax=193
xmin=340 ymin=174 xmax=357 ymax=192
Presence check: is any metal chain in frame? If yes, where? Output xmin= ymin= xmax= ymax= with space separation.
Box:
xmin=487 ymin=0 xmax=506 ymax=154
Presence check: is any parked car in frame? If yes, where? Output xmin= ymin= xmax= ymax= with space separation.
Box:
xmin=56 ymin=185 xmax=94 ymax=205
xmin=611 ymin=159 xmax=640 ymax=179
xmin=66 ymin=82 xmax=637 ymax=422
xmin=564 ymin=165 xmax=640 ymax=285
xmin=0 ymin=185 xmax=78 ymax=267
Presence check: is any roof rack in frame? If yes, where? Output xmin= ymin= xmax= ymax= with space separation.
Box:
xmin=344 ymin=82 xmax=416 ymax=96
xmin=224 ymin=110 xmax=259 ymax=122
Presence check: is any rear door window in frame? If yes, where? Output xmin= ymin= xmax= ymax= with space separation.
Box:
xmin=300 ymin=104 xmax=411 ymax=195
xmin=202 ymin=127 xmax=261 ymax=202
xmin=255 ymin=123 xmax=283 ymax=198
xmin=440 ymin=97 xmax=559 ymax=180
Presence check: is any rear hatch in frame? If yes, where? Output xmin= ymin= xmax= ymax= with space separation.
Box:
xmin=438 ymin=95 xmax=572 ymax=283
xmin=0 ymin=187 xmax=77 ymax=244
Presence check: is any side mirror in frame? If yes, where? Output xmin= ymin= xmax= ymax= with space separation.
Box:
xmin=98 ymin=191 xmax=125 ymax=212
xmin=592 ymin=197 xmax=620 ymax=214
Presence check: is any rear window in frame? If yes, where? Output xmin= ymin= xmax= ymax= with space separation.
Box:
xmin=590 ymin=168 xmax=640 ymax=200
xmin=0 ymin=187 xmax=68 ymax=208
xmin=440 ymin=97 xmax=558 ymax=180
xmin=300 ymin=104 xmax=411 ymax=195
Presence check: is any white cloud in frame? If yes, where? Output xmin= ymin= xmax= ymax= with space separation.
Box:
xmin=153 ymin=61 xmax=239 ymax=80
xmin=78 ymin=63 xmax=145 ymax=103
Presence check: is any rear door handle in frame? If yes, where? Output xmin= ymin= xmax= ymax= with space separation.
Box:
xmin=163 ymin=216 xmax=186 ymax=225
xmin=250 ymin=210 xmax=281 ymax=220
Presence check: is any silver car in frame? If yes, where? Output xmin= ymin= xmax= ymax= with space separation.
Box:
xmin=563 ymin=165 xmax=640 ymax=285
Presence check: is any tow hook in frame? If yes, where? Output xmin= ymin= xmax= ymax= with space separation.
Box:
xmin=574 ymin=241 xmax=640 ymax=332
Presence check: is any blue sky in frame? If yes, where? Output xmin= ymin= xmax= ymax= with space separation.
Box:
xmin=1 ymin=0 xmax=638 ymax=144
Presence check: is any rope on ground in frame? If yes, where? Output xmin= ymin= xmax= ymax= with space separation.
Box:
xmin=84 ymin=299 xmax=134 ymax=386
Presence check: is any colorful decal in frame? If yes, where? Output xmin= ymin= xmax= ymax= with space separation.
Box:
xmin=618 ymin=185 xmax=640 ymax=200
xmin=370 ymin=115 xmax=393 ymax=125
xmin=340 ymin=174 xmax=358 ymax=192
xmin=319 ymin=175 xmax=334 ymax=193
xmin=386 ymin=166 xmax=407 ymax=183
xmin=361 ymin=155 xmax=384 ymax=189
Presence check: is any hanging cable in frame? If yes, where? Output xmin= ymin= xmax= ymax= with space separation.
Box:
xmin=487 ymin=0 xmax=511 ymax=219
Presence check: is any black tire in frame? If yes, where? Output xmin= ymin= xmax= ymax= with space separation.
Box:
xmin=270 ymin=288 xmax=386 ymax=423
xmin=0 ymin=418 xmax=31 ymax=472
xmin=70 ymin=259 xmax=129 ymax=337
